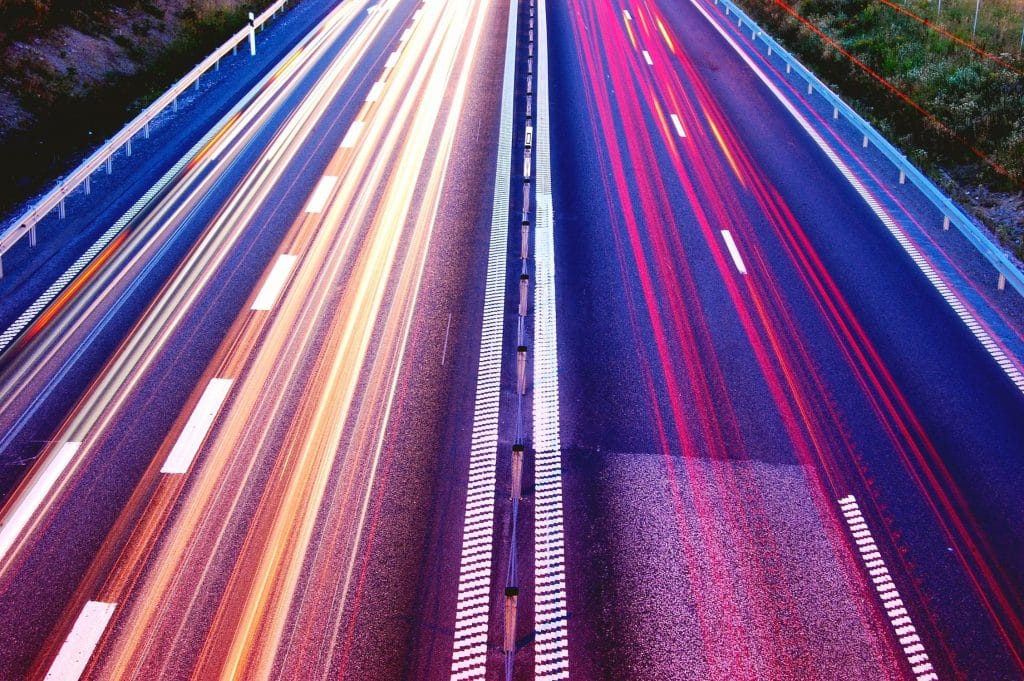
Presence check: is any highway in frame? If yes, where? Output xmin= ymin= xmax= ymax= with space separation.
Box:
xmin=0 ymin=0 xmax=1022 ymax=679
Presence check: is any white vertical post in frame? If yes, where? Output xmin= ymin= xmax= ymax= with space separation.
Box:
xmin=85 ymin=175 xmax=91 ymax=195
xmin=106 ymin=156 xmax=112 ymax=174
xmin=899 ymin=169 xmax=906 ymax=184
xmin=943 ymin=215 xmax=950 ymax=230
xmin=249 ymin=12 xmax=257 ymax=56
xmin=972 ymin=0 xmax=980 ymax=37
xmin=998 ymin=273 xmax=1006 ymax=290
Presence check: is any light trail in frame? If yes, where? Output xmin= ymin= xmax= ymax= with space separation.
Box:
xmin=0 ymin=0 xmax=385 ymax=572
xmin=17 ymin=0 xmax=496 ymax=678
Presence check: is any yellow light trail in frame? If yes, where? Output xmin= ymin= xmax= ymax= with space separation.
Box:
xmin=20 ymin=0 xmax=495 ymax=678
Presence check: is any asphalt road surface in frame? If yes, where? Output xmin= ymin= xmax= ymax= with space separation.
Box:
xmin=0 ymin=0 xmax=1021 ymax=679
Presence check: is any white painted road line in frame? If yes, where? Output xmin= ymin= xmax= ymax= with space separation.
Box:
xmin=671 ymin=113 xmax=687 ymax=138
xmin=252 ymin=254 xmax=298 ymax=311
xmin=838 ymin=495 xmax=937 ymax=681
xmin=449 ymin=0 xmax=518 ymax=677
xmin=623 ymin=9 xmax=633 ymax=21
xmin=400 ymin=28 xmax=412 ymax=42
xmin=642 ymin=49 xmax=653 ymax=65
xmin=304 ymin=175 xmax=338 ymax=213
xmin=721 ymin=229 xmax=747 ymax=274
xmin=384 ymin=50 xmax=400 ymax=69
xmin=340 ymin=120 xmax=366 ymax=149
xmin=690 ymin=0 xmax=1024 ymax=397
xmin=161 ymin=378 xmax=233 ymax=474
xmin=44 ymin=601 xmax=116 ymax=681
xmin=534 ymin=0 xmax=570 ymax=677
xmin=0 ymin=441 xmax=80 ymax=562
xmin=366 ymin=80 xmax=385 ymax=103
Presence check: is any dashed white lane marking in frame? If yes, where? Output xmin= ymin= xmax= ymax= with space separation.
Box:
xmin=251 ymin=254 xmax=298 ymax=311
xmin=671 ymin=113 xmax=687 ymax=138
xmin=304 ymin=175 xmax=338 ymax=213
xmin=449 ymin=0 xmax=518 ymax=677
xmin=721 ymin=229 xmax=747 ymax=274
xmin=366 ymin=80 xmax=384 ymax=103
xmin=340 ymin=120 xmax=366 ymax=149
xmin=838 ymin=495 xmax=938 ymax=681
xmin=384 ymin=50 xmax=400 ymax=70
xmin=689 ymin=0 xmax=1024 ymax=397
xmin=623 ymin=9 xmax=633 ymax=21
xmin=44 ymin=601 xmax=117 ymax=681
xmin=400 ymin=28 xmax=412 ymax=42
xmin=642 ymin=49 xmax=654 ymax=65
xmin=0 ymin=441 xmax=80 ymax=562
xmin=534 ymin=0 xmax=569 ymax=677
xmin=161 ymin=378 xmax=233 ymax=474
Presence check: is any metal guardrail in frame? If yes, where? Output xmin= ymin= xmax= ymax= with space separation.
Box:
xmin=710 ymin=0 xmax=1024 ymax=297
xmin=0 ymin=0 xmax=289 ymax=277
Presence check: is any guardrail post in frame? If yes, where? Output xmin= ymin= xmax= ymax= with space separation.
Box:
xmin=85 ymin=175 xmax=91 ymax=195
xmin=943 ymin=216 xmax=950 ymax=230
xmin=504 ymin=587 xmax=519 ymax=653
xmin=863 ymin=135 xmax=869 ymax=148
xmin=768 ymin=46 xmax=772 ymax=55
xmin=998 ymin=273 xmax=1007 ymax=291
xmin=30 ymin=225 xmax=37 ymax=246
xmin=786 ymin=63 xmax=791 ymax=74
xmin=517 ymin=345 xmax=528 ymax=395
xmin=833 ymin=107 xmax=839 ymax=120
xmin=0 ymin=255 xmax=4 ymax=278
xmin=144 ymin=122 xmax=150 ymax=139
xmin=511 ymin=444 xmax=524 ymax=501
xmin=249 ymin=12 xmax=257 ymax=56
xmin=519 ymin=274 xmax=530 ymax=316
xmin=106 ymin=156 xmax=113 ymax=174
xmin=58 ymin=198 xmax=65 ymax=221
xmin=807 ymin=82 xmax=813 ymax=94
xmin=173 ymin=97 xmax=179 ymax=113
xmin=126 ymin=139 xmax=132 ymax=157
xmin=899 ymin=169 xmax=906 ymax=184
xmin=521 ymin=219 xmax=530 ymax=259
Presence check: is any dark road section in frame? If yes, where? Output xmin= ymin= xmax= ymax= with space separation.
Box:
xmin=548 ymin=0 xmax=1024 ymax=677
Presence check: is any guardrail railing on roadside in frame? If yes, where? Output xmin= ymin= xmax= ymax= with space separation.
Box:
xmin=709 ymin=0 xmax=1024 ymax=298
xmin=0 ymin=0 xmax=289 ymax=277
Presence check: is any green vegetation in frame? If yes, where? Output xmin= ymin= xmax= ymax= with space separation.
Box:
xmin=731 ymin=0 xmax=1024 ymax=256
xmin=0 ymin=0 xmax=278 ymax=218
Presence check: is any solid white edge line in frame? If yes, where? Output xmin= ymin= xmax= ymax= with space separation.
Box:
xmin=304 ymin=175 xmax=339 ymax=213
xmin=0 ymin=441 xmax=80 ymax=562
xmin=837 ymin=496 xmax=936 ymax=680
xmin=252 ymin=254 xmax=299 ymax=311
xmin=161 ymin=378 xmax=233 ymax=474
xmin=534 ymin=0 xmax=570 ymax=677
xmin=671 ymin=113 xmax=687 ymax=138
xmin=721 ymin=229 xmax=747 ymax=274
xmin=340 ymin=120 xmax=366 ymax=149
xmin=448 ymin=0 xmax=518 ymax=677
xmin=44 ymin=601 xmax=117 ymax=681
xmin=689 ymin=0 xmax=1024 ymax=395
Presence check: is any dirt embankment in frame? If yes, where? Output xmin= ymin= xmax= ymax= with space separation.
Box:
xmin=0 ymin=0 xmax=264 ymax=217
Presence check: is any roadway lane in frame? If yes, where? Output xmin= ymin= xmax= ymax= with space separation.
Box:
xmin=0 ymin=0 xmax=507 ymax=676
xmin=549 ymin=0 xmax=1024 ymax=678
